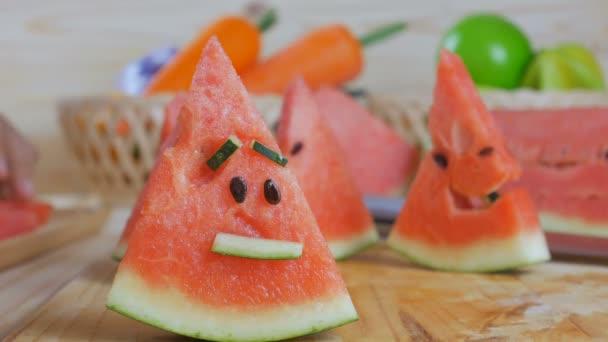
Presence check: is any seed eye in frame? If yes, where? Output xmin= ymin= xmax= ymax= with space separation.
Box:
xmin=433 ymin=153 xmax=448 ymax=169
xmin=479 ymin=146 xmax=494 ymax=157
xmin=291 ymin=142 xmax=303 ymax=156
xmin=230 ymin=176 xmax=247 ymax=203
xmin=263 ymin=179 xmax=281 ymax=205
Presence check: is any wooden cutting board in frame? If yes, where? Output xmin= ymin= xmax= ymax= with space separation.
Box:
xmin=6 ymin=245 xmax=608 ymax=341
xmin=0 ymin=206 xmax=107 ymax=271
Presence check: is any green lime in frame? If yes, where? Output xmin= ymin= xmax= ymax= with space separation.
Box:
xmin=440 ymin=13 xmax=533 ymax=89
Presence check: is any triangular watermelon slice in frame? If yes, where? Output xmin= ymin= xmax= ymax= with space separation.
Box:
xmin=0 ymin=200 xmax=52 ymax=240
xmin=277 ymin=78 xmax=379 ymax=260
xmin=107 ymin=38 xmax=358 ymax=341
xmin=314 ymin=87 xmax=419 ymax=195
xmin=387 ymin=50 xmax=550 ymax=272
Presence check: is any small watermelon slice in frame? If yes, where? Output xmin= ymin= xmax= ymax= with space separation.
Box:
xmin=493 ymin=107 xmax=608 ymax=237
xmin=277 ymin=78 xmax=378 ymax=259
xmin=0 ymin=200 xmax=52 ymax=240
xmin=387 ymin=50 xmax=550 ymax=272
xmin=107 ymin=38 xmax=358 ymax=341
xmin=314 ymin=87 xmax=419 ymax=195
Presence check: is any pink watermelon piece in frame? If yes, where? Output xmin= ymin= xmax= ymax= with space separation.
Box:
xmin=314 ymin=87 xmax=419 ymax=195
xmin=277 ymin=78 xmax=378 ymax=259
xmin=387 ymin=50 xmax=549 ymax=272
xmin=107 ymin=37 xmax=357 ymax=341
xmin=494 ymin=107 xmax=608 ymax=237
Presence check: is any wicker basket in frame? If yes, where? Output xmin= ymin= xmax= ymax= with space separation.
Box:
xmin=58 ymin=94 xmax=283 ymax=205
xmin=367 ymin=90 xmax=608 ymax=151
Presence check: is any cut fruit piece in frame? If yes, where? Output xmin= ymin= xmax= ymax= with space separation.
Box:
xmin=277 ymin=78 xmax=378 ymax=260
xmin=387 ymin=50 xmax=550 ymax=272
xmin=0 ymin=200 xmax=53 ymax=241
xmin=251 ymin=140 xmax=288 ymax=166
xmin=107 ymin=37 xmax=357 ymax=341
xmin=211 ymin=233 xmax=303 ymax=259
xmin=493 ymin=108 xmax=608 ymax=235
xmin=206 ymin=136 xmax=242 ymax=171
xmin=314 ymin=87 xmax=419 ymax=195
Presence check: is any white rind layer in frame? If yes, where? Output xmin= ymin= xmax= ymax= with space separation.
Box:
xmin=387 ymin=229 xmax=550 ymax=272
xmin=328 ymin=226 xmax=379 ymax=260
xmin=112 ymin=242 xmax=127 ymax=261
xmin=211 ymin=233 xmax=303 ymax=259
xmin=540 ymin=212 xmax=608 ymax=238
xmin=107 ymin=268 xmax=358 ymax=341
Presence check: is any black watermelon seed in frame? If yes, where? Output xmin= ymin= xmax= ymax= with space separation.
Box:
xmin=487 ymin=191 xmax=500 ymax=203
xmin=230 ymin=176 xmax=247 ymax=203
xmin=291 ymin=142 xmax=303 ymax=156
xmin=479 ymin=146 xmax=494 ymax=157
xmin=264 ymin=179 xmax=281 ymax=205
xmin=433 ymin=153 xmax=448 ymax=169
xmin=604 ymin=150 xmax=608 ymax=160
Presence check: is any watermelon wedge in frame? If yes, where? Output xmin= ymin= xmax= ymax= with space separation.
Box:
xmin=107 ymin=38 xmax=358 ymax=341
xmin=494 ymin=108 xmax=608 ymax=237
xmin=277 ymin=78 xmax=379 ymax=259
xmin=314 ymin=87 xmax=419 ymax=195
xmin=387 ymin=50 xmax=550 ymax=272
xmin=0 ymin=200 xmax=52 ymax=240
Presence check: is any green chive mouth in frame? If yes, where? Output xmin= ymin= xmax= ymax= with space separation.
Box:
xmin=251 ymin=140 xmax=288 ymax=166
xmin=206 ymin=136 xmax=242 ymax=171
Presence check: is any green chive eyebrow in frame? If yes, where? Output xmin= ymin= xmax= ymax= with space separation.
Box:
xmin=206 ymin=136 xmax=242 ymax=171
xmin=251 ymin=140 xmax=288 ymax=167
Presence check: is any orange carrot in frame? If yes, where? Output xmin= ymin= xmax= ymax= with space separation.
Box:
xmin=242 ymin=22 xmax=406 ymax=95
xmin=145 ymin=10 xmax=276 ymax=95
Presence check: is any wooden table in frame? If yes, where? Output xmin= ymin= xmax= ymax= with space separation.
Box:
xmin=2 ymin=216 xmax=608 ymax=341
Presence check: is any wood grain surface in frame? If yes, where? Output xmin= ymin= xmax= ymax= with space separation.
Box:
xmin=1 ymin=0 xmax=606 ymax=194
xmin=7 ymin=244 xmax=608 ymax=341
xmin=0 ymin=210 xmax=112 ymax=338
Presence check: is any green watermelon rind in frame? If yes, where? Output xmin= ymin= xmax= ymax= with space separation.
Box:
xmin=386 ymin=229 xmax=551 ymax=273
xmin=211 ymin=233 xmax=303 ymax=260
xmin=107 ymin=268 xmax=359 ymax=342
xmin=329 ymin=227 xmax=380 ymax=260
xmin=112 ymin=242 xmax=127 ymax=262
xmin=540 ymin=212 xmax=608 ymax=238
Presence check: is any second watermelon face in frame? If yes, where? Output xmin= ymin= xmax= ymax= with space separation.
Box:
xmin=388 ymin=50 xmax=550 ymax=272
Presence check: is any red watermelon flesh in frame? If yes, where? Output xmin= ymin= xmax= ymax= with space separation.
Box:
xmin=0 ymin=200 xmax=52 ymax=240
xmin=277 ymin=78 xmax=378 ymax=260
xmin=107 ymin=38 xmax=357 ymax=341
xmin=159 ymin=91 xmax=187 ymax=152
xmin=494 ymin=108 xmax=608 ymax=165
xmin=494 ymin=108 xmax=608 ymax=236
xmin=387 ymin=50 xmax=549 ymax=272
xmin=113 ymin=92 xmax=188 ymax=260
xmin=314 ymin=87 xmax=419 ymax=195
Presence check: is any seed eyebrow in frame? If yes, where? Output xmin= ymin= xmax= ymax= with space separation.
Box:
xmin=206 ymin=135 xmax=242 ymax=171
xmin=251 ymin=140 xmax=288 ymax=167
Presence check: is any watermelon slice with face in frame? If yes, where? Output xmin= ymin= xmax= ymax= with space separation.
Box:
xmin=277 ymin=78 xmax=379 ymax=259
xmin=387 ymin=50 xmax=550 ymax=272
xmin=314 ymin=87 xmax=419 ymax=195
xmin=107 ymin=38 xmax=358 ymax=341
xmin=0 ymin=200 xmax=52 ymax=240
xmin=494 ymin=108 xmax=608 ymax=237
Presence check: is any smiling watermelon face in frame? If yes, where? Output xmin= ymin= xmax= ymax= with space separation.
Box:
xmin=106 ymin=38 xmax=357 ymax=341
xmin=387 ymin=50 xmax=550 ymax=272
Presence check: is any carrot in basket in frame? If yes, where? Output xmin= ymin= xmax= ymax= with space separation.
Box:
xmin=145 ymin=9 xmax=276 ymax=95
xmin=242 ymin=22 xmax=406 ymax=95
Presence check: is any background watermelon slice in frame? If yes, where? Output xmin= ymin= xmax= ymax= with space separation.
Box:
xmin=387 ymin=50 xmax=550 ymax=272
xmin=277 ymin=78 xmax=378 ymax=260
xmin=494 ymin=108 xmax=608 ymax=237
xmin=314 ymin=87 xmax=419 ymax=195
xmin=107 ymin=38 xmax=357 ymax=341
xmin=0 ymin=200 xmax=52 ymax=240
